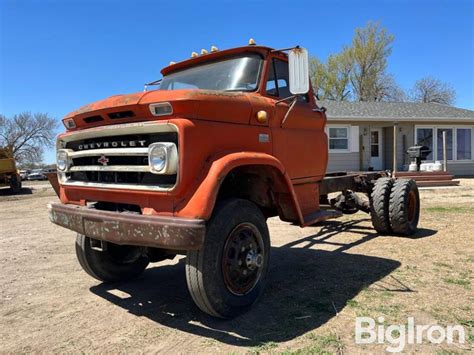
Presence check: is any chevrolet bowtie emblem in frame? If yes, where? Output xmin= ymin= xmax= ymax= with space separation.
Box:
xmin=98 ymin=155 xmax=109 ymax=166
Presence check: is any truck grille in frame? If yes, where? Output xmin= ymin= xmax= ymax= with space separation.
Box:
xmin=58 ymin=122 xmax=179 ymax=191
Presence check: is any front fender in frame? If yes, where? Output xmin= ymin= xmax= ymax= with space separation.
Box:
xmin=174 ymin=151 xmax=303 ymax=223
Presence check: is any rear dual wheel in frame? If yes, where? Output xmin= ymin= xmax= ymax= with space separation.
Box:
xmin=370 ymin=178 xmax=420 ymax=235
xmin=186 ymin=199 xmax=270 ymax=318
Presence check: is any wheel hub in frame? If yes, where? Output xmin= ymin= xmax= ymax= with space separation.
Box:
xmin=222 ymin=223 xmax=265 ymax=295
xmin=245 ymin=249 xmax=263 ymax=270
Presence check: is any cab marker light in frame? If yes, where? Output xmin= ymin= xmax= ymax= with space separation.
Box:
xmin=149 ymin=102 xmax=173 ymax=117
xmin=63 ymin=118 xmax=76 ymax=129
xmin=210 ymin=46 xmax=218 ymax=52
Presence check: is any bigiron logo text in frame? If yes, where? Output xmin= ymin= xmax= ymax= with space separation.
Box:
xmin=78 ymin=140 xmax=147 ymax=150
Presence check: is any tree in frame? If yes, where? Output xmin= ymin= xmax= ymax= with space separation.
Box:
xmin=310 ymin=22 xmax=406 ymax=102
xmin=373 ymin=74 xmax=407 ymax=102
xmin=349 ymin=21 xmax=395 ymax=101
xmin=310 ymin=49 xmax=352 ymax=101
xmin=409 ymin=76 xmax=456 ymax=105
xmin=0 ymin=112 xmax=58 ymax=163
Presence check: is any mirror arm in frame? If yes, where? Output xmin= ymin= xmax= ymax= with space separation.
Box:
xmin=275 ymin=95 xmax=296 ymax=105
xmin=280 ymin=96 xmax=298 ymax=128
xmin=313 ymin=107 xmax=327 ymax=113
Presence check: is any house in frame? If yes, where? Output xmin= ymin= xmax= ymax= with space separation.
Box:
xmin=321 ymin=101 xmax=474 ymax=177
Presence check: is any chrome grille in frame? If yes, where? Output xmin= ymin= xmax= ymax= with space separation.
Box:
xmin=58 ymin=122 xmax=178 ymax=191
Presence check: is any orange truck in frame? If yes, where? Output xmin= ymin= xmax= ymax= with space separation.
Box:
xmin=48 ymin=42 xmax=420 ymax=318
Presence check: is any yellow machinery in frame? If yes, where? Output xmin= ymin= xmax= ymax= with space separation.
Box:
xmin=0 ymin=147 xmax=21 ymax=193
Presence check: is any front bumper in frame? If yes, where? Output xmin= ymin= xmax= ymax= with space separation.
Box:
xmin=48 ymin=203 xmax=205 ymax=250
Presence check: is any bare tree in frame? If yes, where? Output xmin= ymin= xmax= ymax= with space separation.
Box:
xmin=409 ymin=76 xmax=456 ymax=105
xmin=373 ymin=74 xmax=407 ymax=102
xmin=0 ymin=112 xmax=58 ymax=163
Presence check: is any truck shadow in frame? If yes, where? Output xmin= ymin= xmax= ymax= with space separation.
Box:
xmin=90 ymin=219 xmax=437 ymax=347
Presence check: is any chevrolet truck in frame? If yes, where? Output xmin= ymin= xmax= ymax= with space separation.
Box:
xmin=48 ymin=41 xmax=420 ymax=318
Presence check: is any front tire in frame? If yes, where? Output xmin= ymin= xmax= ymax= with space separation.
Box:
xmin=186 ymin=199 xmax=270 ymax=318
xmin=75 ymin=234 xmax=149 ymax=282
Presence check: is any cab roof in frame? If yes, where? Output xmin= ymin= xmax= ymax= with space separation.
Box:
xmin=160 ymin=45 xmax=286 ymax=76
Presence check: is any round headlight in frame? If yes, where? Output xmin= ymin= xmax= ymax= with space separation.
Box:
xmin=57 ymin=150 xmax=69 ymax=171
xmin=149 ymin=146 xmax=167 ymax=172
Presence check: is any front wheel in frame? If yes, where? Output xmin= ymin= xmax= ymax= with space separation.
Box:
xmin=75 ymin=234 xmax=149 ymax=282
xmin=186 ymin=199 xmax=270 ymax=318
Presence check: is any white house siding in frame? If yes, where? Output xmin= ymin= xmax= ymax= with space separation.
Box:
xmin=325 ymin=121 xmax=474 ymax=176
xmin=447 ymin=163 xmax=474 ymax=176
xmin=327 ymin=152 xmax=360 ymax=172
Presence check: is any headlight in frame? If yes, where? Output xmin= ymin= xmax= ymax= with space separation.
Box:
xmin=56 ymin=150 xmax=69 ymax=172
xmin=148 ymin=142 xmax=178 ymax=174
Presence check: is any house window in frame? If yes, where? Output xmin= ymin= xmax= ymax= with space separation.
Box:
xmin=437 ymin=128 xmax=453 ymax=161
xmin=415 ymin=128 xmax=434 ymax=160
xmin=457 ymin=128 xmax=472 ymax=160
xmin=328 ymin=127 xmax=349 ymax=150
xmin=415 ymin=125 xmax=473 ymax=162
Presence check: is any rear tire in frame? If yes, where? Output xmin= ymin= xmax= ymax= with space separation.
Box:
xmin=389 ymin=179 xmax=420 ymax=235
xmin=10 ymin=175 xmax=21 ymax=194
xmin=186 ymin=199 xmax=270 ymax=318
xmin=75 ymin=234 xmax=149 ymax=282
xmin=370 ymin=177 xmax=394 ymax=233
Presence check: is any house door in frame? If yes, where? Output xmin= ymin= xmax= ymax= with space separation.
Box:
xmin=370 ymin=128 xmax=383 ymax=170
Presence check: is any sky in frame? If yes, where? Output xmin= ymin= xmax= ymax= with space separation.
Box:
xmin=1 ymin=0 xmax=473 ymax=163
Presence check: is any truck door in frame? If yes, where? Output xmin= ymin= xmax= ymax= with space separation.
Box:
xmin=265 ymin=57 xmax=327 ymax=180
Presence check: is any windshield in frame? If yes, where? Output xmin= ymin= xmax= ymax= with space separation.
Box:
xmin=160 ymin=54 xmax=262 ymax=92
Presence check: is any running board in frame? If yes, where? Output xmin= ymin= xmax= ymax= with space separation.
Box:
xmin=303 ymin=209 xmax=343 ymax=227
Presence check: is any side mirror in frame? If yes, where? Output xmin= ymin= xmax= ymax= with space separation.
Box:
xmin=288 ymin=47 xmax=309 ymax=95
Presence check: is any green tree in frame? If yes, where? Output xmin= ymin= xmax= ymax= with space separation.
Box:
xmin=310 ymin=49 xmax=352 ymax=101
xmin=310 ymin=21 xmax=406 ymax=102
xmin=349 ymin=21 xmax=395 ymax=101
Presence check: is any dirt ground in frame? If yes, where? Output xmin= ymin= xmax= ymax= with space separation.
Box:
xmin=1 ymin=180 xmax=473 ymax=354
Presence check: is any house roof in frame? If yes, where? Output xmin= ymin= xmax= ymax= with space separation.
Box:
xmin=319 ymin=100 xmax=474 ymax=122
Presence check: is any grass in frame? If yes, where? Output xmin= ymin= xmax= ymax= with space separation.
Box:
xmin=426 ymin=206 xmax=474 ymax=214
xmin=283 ymin=333 xmax=344 ymax=355
xmin=443 ymin=274 xmax=471 ymax=289
xmin=251 ymin=341 xmax=278 ymax=353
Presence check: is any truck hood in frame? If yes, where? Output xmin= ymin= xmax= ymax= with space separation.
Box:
xmin=64 ymin=89 xmax=254 ymax=129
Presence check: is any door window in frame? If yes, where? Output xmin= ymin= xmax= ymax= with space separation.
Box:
xmin=265 ymin=59 xmax=291 ymax=98
xmin=371 ymin=130 xmax=380 ymax=157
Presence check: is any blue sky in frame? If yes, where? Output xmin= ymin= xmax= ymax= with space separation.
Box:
xmin=1 ymin=0 xmax=473 ymax=163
